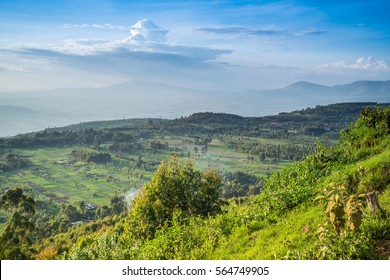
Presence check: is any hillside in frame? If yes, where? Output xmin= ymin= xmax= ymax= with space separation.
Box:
xmin=0 ymin=104 xmax=389 ymax=259
xmin=64 ymin=106 xmax=390 ymax=260
xmin=41 ymin=101 xmax=389 ymax=135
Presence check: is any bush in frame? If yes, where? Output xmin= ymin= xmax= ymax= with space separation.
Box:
xmin=70 ymin=149 xmax=111 ymax=164
xmin=126 ymin=157 xmax=223 ymax=240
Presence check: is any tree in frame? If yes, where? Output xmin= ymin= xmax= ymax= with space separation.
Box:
xmin=62 ymin=204 xmax=80 ymax=221
xmin=260 ymin=152 xmax=266 ymax=162
xmin=78 ymin=200 xmax=86 ymax=216
xmin=0 ymin=188 xmax=36 ymax=259
xmin=128 ymin=156 xmax=222 ymax=239
xmin=94 ymin=135 xmax=100 ymax=149
xmin=110 ymin=195 xmax=126 ymax=215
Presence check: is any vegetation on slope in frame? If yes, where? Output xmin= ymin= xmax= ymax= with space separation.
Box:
xmin=65 ymin=106 xmax=390 ymax=260
xmin=0 ymin=103 xmax=389 ymax=259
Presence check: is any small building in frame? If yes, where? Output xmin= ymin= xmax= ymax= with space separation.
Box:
xmin=139 ymin=129 xmax=149 ymax=136
xmin=85 ymin=203 xmax=95 ymax=210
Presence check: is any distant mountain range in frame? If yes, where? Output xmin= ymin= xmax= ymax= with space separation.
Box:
xmin=275 ymin=80 xmax=390 ymax=97
xmin=244 ymin=80 xmax=390 ymax=111
xmin=0 ymin=79 xmax=389 ymax=136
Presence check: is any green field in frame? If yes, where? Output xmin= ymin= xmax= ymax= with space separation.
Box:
xmin=0 ymin=133 xmax=297 ymax=207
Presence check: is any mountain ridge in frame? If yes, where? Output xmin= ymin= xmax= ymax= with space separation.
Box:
xmin=1 ymin=79 xmax=389 ymax=95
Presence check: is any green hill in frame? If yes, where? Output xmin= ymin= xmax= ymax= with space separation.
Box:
xmin=63 ymin=106 xmax=390 ymax=260
xmin=0 ymin=104 xmax=389 ymax=260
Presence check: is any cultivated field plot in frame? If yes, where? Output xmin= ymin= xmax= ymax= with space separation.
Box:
xmin=0 ymin=132 xmax=301 ymax=208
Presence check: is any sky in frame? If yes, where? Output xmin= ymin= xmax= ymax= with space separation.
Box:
xmin=0 ymin=0 xmax=389 ymax=91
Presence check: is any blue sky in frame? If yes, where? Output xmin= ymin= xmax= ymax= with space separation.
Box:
xmin=0 ymin=0 xmax=389 ymax=91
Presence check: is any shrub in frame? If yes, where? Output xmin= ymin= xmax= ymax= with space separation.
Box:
xmin=126 ymin=156 xmax=222 ymax=240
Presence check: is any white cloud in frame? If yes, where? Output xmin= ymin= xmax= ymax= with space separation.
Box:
xmin=63 ymin=23 xmax=128 ymax=31
xmin=293 ymin=28 xmax=327 ymax=36
xmin=197 ymin=26 xmax=283 ymax=36
xmin=5 ymin=19 xmax=231 ymax=88
xmin=318 ymin=56 xmax=388 ymax=71
xmin=197 ymin=25 xmax=328 ymax=38
xmin=0 ymin=49 xmax=59 ymax=77
xmin=6 ymin=66 xmax=29 ymax=73
xmin=64 ymin=20 xmax=169 ymax=40
xmin=18 ymin=20 xmax=230 ymax=61
xmin=128 ymin=19 xmax=168 ymax=43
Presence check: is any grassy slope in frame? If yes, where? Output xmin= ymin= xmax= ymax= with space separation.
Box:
xmin=66 ymin=133 xmax=389 ymax=260
xmin=210 ymin=203 xmax=323 ymax=259
xmin=208 ymin=108 xmax=390 ymax=259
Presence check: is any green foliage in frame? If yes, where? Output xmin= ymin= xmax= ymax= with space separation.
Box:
xmin=312 ymin=181 xmax=369 ymax=259
xmin=61 ymin=204 xmax=80 ymax=221
xmin=340 ymin=106 xmax=390 ymax=153
xmin=1 ymin=188 xmax=35 ymax=215
xmin=127 ymin=157 xmax=222 ymax=240
xmin=37 ymin=213 xmax=127 ymax=259
xmin=0 ymin=188 xmax=36 ymax=259
xmin=125 ymin=213 xmax=220 ymax=260
xmin=2 ymin=104 xmax=390 ymax=260
xmin=231 ymin=141 xmax=315 ymax=161
xmin=110 ymin=195 xmax=126 ymax=215
xmin=345 ymin=193 xmax=366 ymax=231
xmin=314 ymin=230 xmax=373 ymax=260
xmin=316 ymin=186 xmax=346 ymax=234
xmin=310 ymin=168 xmax=390 ymax=260
xmin=70 ymin=149 xmax=111 ymax=163
xmin=67 ymin=233 xmax=124 ymax=260
xmin=315 ymin=183 xmax=366 ymax=234
xmin=0 ymin=153 xmax=28 ymax=171
xmin=222 ymin=171 xmax=263 ymax=198
xmin=261 ymin=157 xmax=322 ymax=214
xmin=302 ymin=211 xmax=390 ymax=260
xmin=357 ymin=150 xmax=390 ymax=193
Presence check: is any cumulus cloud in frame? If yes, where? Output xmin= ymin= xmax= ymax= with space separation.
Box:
xmin=128 ymin=19 xmax=168 ymax=42
xmin=197 ymin=26 xmax=282 ymax=36
xmin=318 ymin=56 xmax=388 ymax=71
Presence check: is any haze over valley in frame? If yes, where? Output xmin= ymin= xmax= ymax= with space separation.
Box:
xmin=1 ymin=79 xmax=389 ymax=136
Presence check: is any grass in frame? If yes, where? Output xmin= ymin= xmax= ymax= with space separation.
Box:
xmin=210 ymin=203 xmax=323 ymax=259
xmin=1 ymin=147 xmax=133 ymax=206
